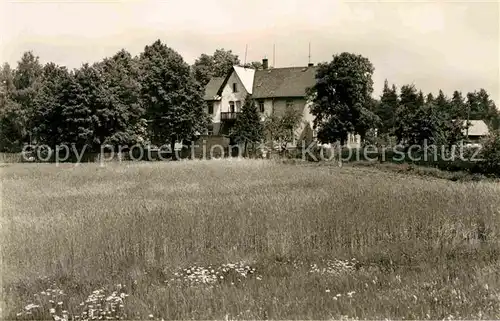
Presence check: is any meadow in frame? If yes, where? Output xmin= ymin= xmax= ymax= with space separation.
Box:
xmin=1 ymin=159 xmax=500 ymax=320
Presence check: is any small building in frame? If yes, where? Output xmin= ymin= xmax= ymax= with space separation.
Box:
xmin=462 ymin=120 xmax=489 ymax=146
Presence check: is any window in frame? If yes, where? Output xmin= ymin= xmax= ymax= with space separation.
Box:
xmin=207 ymin=103 xmax=214 ymax=115
xmin=235 ymin=101 xmax=241 ymax=111
xmin=286 ymin=100 xmax=294 ymax=109
xmin=232 ymin=83 xmax=238 ymax=92
xmin=258 ymin=100 xmax=265 ymax=113
xmin=229 ymin=101 xmax=235 ymax=113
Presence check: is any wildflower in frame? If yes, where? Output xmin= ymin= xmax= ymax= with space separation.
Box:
xmin=148 ymin=314 xmax=154 ymax=318
xmin=50 ymin=308 xmax=56 ymax=314
xmin=325 ymin=289 xmax=331 ymax=293
xmin=25 ymin=303 xmax=40 ymax=310
xmin=347 ymin=291 xmax=355 ymax=298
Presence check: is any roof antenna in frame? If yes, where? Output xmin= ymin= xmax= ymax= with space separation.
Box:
xmin=244 ymin=44 xmax=248 ymax=67
xmin=273 ymin=43 xmax=275 ymax=68
xmin=308 ymin=42 xmax=311 ymax=65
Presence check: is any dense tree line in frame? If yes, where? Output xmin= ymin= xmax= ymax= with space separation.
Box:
xmin=1 ymin=44 xmax=499 ymax=159
xmin=0 ymin=41 xmax=208 ymax=154
xmin=0 ymin=45 xmax=267 ymax=155
xmin=308 ymin=52 xmax=500 ymax=149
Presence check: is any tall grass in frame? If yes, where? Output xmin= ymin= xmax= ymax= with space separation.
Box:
xmin=2 ymin=159 xmax=500 ymax=320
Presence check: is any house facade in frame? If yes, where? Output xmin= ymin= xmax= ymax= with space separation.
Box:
xmin=203 ymin=58 xmax=361 ymax=148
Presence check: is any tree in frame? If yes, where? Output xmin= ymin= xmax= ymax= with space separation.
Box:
xmin=308 ymin=52 xmax=375 ymax=145
xmin=480 ymin=129 xmax=500 ymax=175
xmin=96 ymin=49 xmax=145 ymax=147
xmin=376 ymin=80 xmax=398 ymax=135
xmin=426 ymin=93 xmax=434 ymax=104
xmin=466 ymin=89 xmax=499 ymax=130
xmin=8 ymin=51 xmax=43 ymax=147
xmin=450 ymin=91 xmax=466 ymax=119
xmin=0 ymin=63 xmax=25 ymax=152
xmin=417 ymin=90 xmax=425 ymax=107
xmin=139 ymin=40 xmax=209 ymax=157
xmin=230 ymin=96 xmax=263 ymax=156
xmin=263 ymin=107 xmax=302 ymax=153
xmin=406 ymin=101 xmax=447 ymax=146
xmin=58 ymin=64 xmax=100 ymax=150
xmin=434 ymin=90 xmax=449 ymax=113
xmin=192 ymin=49 xmax=240 ymax=86
xmin=32 ymin=63 xmax=71 ymax=148
xmin=356 ymin=97 xmax=380 ymax=142
xmin=394 ymin=84 xmax=420 ymax=144
xmin=242 ymin=61 xmax=263 ymax=70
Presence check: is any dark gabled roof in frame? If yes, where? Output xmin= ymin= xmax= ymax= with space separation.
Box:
xmin=252 ymin=66 xmax=317 ymax=99
xmin=203 ymin=77 xmax=224 ymax=101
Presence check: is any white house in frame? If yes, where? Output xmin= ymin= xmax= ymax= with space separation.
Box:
xmin=203 ymin=58 xmax=361 ymax=148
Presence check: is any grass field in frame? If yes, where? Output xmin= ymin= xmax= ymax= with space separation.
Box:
xmin=1 ymin=159 xmax=500 ymax=320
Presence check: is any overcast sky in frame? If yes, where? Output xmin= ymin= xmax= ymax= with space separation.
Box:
xmin=1 ymin=0 xmax=498 ymax=104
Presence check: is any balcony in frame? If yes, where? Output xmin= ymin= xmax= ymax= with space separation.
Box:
xmin=220 ymin=112 xmax=240 ymax=121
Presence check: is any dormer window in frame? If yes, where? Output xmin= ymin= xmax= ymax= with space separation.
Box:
xmin=232 ymin=83 xmax=238 ymax=92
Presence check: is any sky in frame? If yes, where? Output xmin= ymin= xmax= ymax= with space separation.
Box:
xmin=1 ymin=0 xmax=499 ymax=104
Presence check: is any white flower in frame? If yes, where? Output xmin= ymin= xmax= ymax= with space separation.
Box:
xmin=325 ymin=289 xmax=330 ymax=293
xmin=25 ymin=303 xmax=40 ymax=310
xmin=49 ymin=308 xmax=56 ymax=314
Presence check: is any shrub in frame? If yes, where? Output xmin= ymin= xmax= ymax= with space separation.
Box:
xmin=480 ymin=130 xmax=500 ymax=175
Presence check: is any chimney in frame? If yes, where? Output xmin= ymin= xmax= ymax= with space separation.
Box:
xmin=308 ymin=63 xmax=314 ymax=67
xmin=262 ymin=58 xmax=268 ymax=70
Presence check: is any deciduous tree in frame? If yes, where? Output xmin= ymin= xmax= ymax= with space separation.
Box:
xmin=192 ymin=49 xmax=240 ymax=86
xmin=263 ymin=107 xmax=302 ymax=153
xmin=308 ymin=52 xmax=375 ymax=145
xmin=140 ymin=40 xmax=209 ymax=158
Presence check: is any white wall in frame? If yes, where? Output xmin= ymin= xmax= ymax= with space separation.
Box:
xmin=219 ymin=71 xmax=249 ymax=116
xmin=205 ymin=70 xmax=249 ymax=123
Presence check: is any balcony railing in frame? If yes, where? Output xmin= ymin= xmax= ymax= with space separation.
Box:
xmin=220 ymin=112 xmax=240 ymax=121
